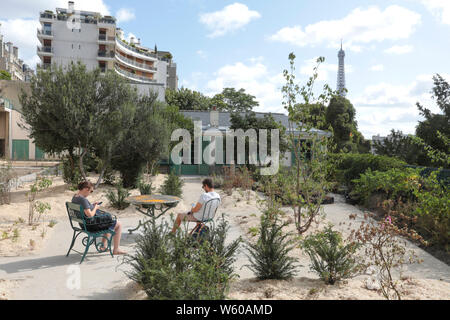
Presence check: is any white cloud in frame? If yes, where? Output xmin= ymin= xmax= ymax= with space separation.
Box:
xmin=269 ymin=5 xmax=421 ymax=52
xmin=370 ymin=64 xmax=384 ymax=71
xmin=350 ymin=74 xmax=445 ymax=137
xmin=202 ymin=59 xmax=284 ymax=113
xmin=300 ymin=58 xmax=354 ymax=83
xmin=116 ymin=8 xmax=135 ymax=23
xmin=384 ymin=45 xmax=413 ymax=55
xmin=199 ymin=3 xmax=261 ymax=38
xmin=420 ymin=0 xmax=450 ymax=24
xmin=0 ymin=19 xmax=40 ymax=68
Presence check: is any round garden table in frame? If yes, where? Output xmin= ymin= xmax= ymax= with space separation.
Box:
xmin=125 ymin=194 xmax=181 ymax=234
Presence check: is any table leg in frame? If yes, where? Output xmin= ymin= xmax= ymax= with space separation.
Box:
xmin=128 ymin=206 xmax=155 ymax=234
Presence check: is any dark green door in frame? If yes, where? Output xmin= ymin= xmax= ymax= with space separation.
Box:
xmin=12 ymin=140 xmax=29 ymax=160
xmin=35 ymin=146 xmax=45 ymax=160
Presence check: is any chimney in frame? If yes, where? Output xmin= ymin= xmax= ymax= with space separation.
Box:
xmin=68 ymin=1 xmax=74 ymax=13
xmin=6 ymin=42 xmax=12 ymax=57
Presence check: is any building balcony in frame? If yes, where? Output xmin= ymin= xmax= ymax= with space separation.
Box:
xmin=39 ymin=12 xmax=55 ymax=22
xmin=98 ymin=17 xmax=116 ymax=28
xmin=98 ymin=34 xmax=116 ymax=44
xmin=37 ymin=46 xmax=54 ymax=56
xmin=37 ymin=28 xmax=53 ymax=41
xmin=115 ymin=54 xmax=157 ymax=73
xmin=114 ymin=66 xmax=157 ymax=84
xmin=97 ymin=50 xmax=115 ymax=60
xmin=115 ymin=37 xmax=157 ymax=61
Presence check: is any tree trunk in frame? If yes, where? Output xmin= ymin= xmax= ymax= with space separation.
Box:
xmin=95 ymin=144 xmax=112 ymax=188
xmin=78 ymin=145 xmax=88 ymax=181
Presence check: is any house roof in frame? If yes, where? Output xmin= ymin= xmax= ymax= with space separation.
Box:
xmin=180 ymin=110 xmax=331 ymax=137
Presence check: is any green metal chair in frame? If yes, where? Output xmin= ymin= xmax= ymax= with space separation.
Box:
xmin=189 ymin=198 xmax=221 ymax=238
xmin=65 ymin=202 xmax=116 ymax=264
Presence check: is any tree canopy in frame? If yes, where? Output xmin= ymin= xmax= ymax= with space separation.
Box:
xmin=0 ymin=70 xmax=11 ymax=80
xmin=414 ymin=74 xmax=450 ymax=167
xmin=19 ymin=63 xmax=189 ymax=187
xmin=212 ymin=88 xmax=259 ymax=113
xmin=325 ymin=96 xmax=370 ymax=153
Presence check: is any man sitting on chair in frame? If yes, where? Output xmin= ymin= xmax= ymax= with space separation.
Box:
xmin=171 ymin=178 xmax=220 ymax=233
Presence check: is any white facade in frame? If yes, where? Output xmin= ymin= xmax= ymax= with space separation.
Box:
xmin=37 ymin=2 xmax=178 ymax=101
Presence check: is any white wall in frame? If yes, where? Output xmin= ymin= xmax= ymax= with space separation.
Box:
xmin=52 ymin=20 xmax=105 ymax=70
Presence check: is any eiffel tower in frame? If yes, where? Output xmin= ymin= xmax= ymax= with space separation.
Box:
xmin=337 ymin=40 xmax=346 ymax=97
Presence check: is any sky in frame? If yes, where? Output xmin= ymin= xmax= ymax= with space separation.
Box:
xmin=1 ymin=0 xmax=449 ymax=138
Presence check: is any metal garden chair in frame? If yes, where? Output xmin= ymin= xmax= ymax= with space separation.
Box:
xmin=65 ymin=202 xmax=116 ymax=264
xmin=189 ymin=197 xmax=221 ymax=238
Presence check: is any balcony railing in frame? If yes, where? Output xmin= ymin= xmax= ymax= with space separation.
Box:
xmin=99 ymin=17 xmax=116 ymax=24
xmin=37 ymin=46 xmax=53 ymax=53
xmin=98 ymin=34 xmax=115 ymax=41
xmin=116 ymin=54 xmax=157 ymax=71
xmin=116 ymin=37 xmax=157 ymax=59
xmin=40 ymin=12 xmax=55 ymax=19
xmin=98 ymin=50 xmax=115 ymax=58
xmin=114 ymin=66 xmax=157 ymax=83
xmin=37 ymin=28 xmax=53 ymax=36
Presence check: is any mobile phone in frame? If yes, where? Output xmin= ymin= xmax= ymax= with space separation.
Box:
xmin=97 ymin=201 xmax=103 ymax=205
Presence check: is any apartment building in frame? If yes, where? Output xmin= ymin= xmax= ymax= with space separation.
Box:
xmin=37 ymin=1 xmax=178 ymax=101
xmin=0 ymin=24 xmax=28 ymax=82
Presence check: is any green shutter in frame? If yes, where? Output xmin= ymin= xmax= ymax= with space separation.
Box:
xmin=12 ymin=140 xmax=29 ymax=160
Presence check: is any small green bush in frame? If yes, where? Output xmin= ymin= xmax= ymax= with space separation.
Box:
xmin=245 ymin=213 xmax=298 ymax=280
xmin=159 ymin=172 xmax=184 ymax=197
xmin=138 ymin=181 xmax=154 ymax=195
xmin=352 ymin=167 xmax=422 ymax=205
xmin=412 ymin=171 xmax=449 ymax=251
xmin=328 ymin=153 xmax=406 ymax=188
xmin=106 ymin=183 xmax=130 ymax=210
xmin=301 ymin=225 xmax=361 ymax=285
xmin=125 ymin=216 xmax=240 ymax=300
xmin=0 ymin=161 xmax=16 ymax=205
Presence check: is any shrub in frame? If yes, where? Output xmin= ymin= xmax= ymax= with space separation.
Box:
xmin=352 ymin=167 xmax=422 ymax=205
xmin=348 ymin=213 xmax=423 ymax=300
xmin=0 ymin=161 xmax=16 ymax=205
xmin=159 ymin=172 xmax=184 ymax=197
xmin=301 ymin=225 xmax=361 ymax=285
xmin=125 ymin=216 xmax=240 ymax=299
xmin=138 ymin=181 xmax=154 ymax=195
xmin=328 ymin=153 xmax=406 ymax=188
xmin=412 ymin=171 xmax=449 ymax=251
xmin=353 ymin=169 xmax=449 ymax=252
xmin=222 ymin=166 xmax=254 ymax=195
xmin=245 ymin=212 xmax=298 ymax=280
xmin=27 ymin=176 xmax=52 ymax=225
xmin=106 ymin=182 xmax=130 ymax=210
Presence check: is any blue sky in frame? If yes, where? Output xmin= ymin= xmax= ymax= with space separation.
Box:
xmin=1 ymin=0 xmax=449 ymax=138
